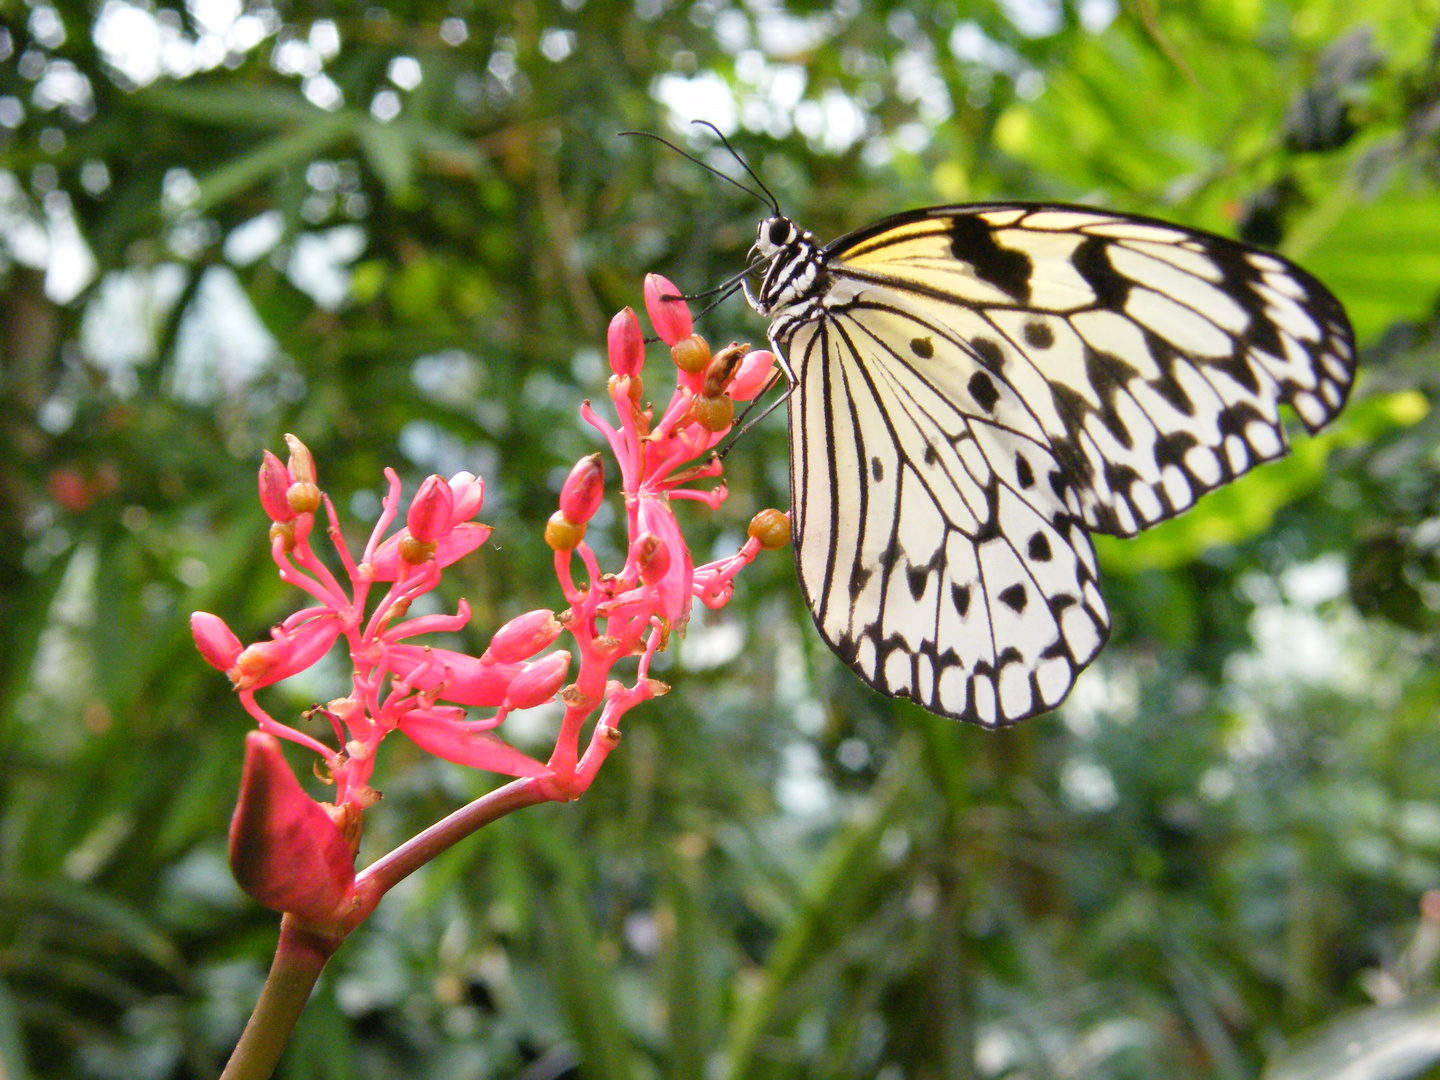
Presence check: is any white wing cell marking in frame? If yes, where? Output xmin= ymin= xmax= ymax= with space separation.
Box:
xmin=1127 ymin=287 xmax=1233 ymax=357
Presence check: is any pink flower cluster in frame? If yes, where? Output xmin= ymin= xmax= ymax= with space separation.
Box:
xmin=191 ymin=276 xmax=789 ymax=919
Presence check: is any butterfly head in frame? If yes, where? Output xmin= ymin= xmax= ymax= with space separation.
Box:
xmin=753 ymin=215 xmax=803 ymax=259
xmin=746 ymin=214 xmax=825 ymax=321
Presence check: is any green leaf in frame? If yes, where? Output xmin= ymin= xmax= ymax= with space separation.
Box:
xmin=138 ymin=85 xmax=331 ymax=130
xmin=188 ymin=113 xmax=357 ymax=216
xmin=1263 ymin=992 xmax=1440 ymax=1080
xmin=0 ymin=976 xmax=34 ymax=1080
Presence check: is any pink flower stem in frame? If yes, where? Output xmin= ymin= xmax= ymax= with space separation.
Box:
xmin=240 ymin=693 xmax=334 ymax=760
xmin=355 ymin=775 xmax=550 ymax=898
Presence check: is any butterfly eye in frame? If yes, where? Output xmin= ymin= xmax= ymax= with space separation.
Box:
xmin=768 ymin=219 xmax=790 ymax=246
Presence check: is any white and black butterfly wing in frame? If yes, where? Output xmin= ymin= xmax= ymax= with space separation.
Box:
xmin=784 ymin=299 xmax=1110 ymax=725
xmin=766 ymin=203 xmax=1356 ymax=726
xmin=828 ymin=206 xmax=1356 ymax=537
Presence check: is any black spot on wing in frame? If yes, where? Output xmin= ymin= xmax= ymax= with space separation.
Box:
xmin=1024 ymin=320 xmax=1054 ymax=349
xmin=1154 ymin=430 xmax=1198 ymax=468
xmin=1015 ymin=453 xmax=1035 ymax=489
xmin=972 ymin=337 xmax=1005 ymax=371
xmin=910 ymin=336 xmax=934 ymax=359
xmin=953 ymin=584 xmax=971 ymax=616
xmin=998 ymin=583 xmax=1027 ymax=612
xmin=850 ymin=563 xmax=873 ymax=596
xmin=948 ymin=214 xmax=1032 ymax=304
xmin=923 ymin=443 xmax=939 ymax=465
xmin=968 ymin=371 xmax=1000 ymax=413
xmin=1027 ymin=533 xmax=1052 ymax=561
xmin=871 ymin=456 xmax=884 ymax=481
xmin=1073 ymin=234 xmax=1131 ymax=308
xmin=906 ymin=564 xmax=929 ymax=600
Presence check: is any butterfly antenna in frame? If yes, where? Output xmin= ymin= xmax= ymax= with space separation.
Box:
xmin=718 ymin=370 xmax=791 ymax=459
xmin=690 ymin=120 xmax=781 ymax=215
xmin=618 ymin=130 xmax=768 ymax=208
xmin=675 ymin=254 xmax=770 ymax=302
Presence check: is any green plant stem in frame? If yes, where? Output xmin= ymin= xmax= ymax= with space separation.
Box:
xmin=219 ymin=917 xmax=338 ymax=1080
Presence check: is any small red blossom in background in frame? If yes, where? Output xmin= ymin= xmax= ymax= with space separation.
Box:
xmin=192 ymin=275 xmax=790 ymax=929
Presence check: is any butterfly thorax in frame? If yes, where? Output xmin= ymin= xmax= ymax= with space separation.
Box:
xmin=746 ymin=215 xmax=829 ymax=338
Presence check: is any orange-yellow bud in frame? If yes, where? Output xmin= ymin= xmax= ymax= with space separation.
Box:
xmin=692 ymin=394 xmax=734 ymax=432
xmin=671 ymin=333 xmax=711 ymax=374
xmin=269 ymin=520 xmax=296 ymax=551
xmin=287 ymin=481 xmax=322 ymax=515
xmin=545 ymin=511 xmax=586 ymax=551
xmin=748 ymin=509 xmax=791 ymax=549
xmin=398 ymin=535 xmax=436 ymax=564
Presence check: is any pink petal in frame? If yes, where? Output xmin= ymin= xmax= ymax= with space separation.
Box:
xmin=398 ymin=713 xmax=550 ymax=777
xmin=388 ymin=645 xmax=522 ymax=707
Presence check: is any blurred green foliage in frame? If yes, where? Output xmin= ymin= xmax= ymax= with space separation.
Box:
xmin=2 ymin=0 xmax=1440 ymax=1078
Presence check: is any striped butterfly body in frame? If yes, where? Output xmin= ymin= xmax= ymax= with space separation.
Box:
xmin=743 ymin=203 xmax=1356 ymax=726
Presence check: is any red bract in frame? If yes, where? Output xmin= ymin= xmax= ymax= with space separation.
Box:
xmin=729 ymin=349 xmax=777 ymax=402
xmin=195 ymin=274 xmax=787 ymax=911
xmin=229 ymin=732 xmax=356 ymax=923
xmin=192 ymin=611 xmax=243 ymax=672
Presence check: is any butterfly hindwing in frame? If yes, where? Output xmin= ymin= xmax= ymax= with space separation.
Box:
xmin=754 ymin=201 xmax=1356 ymax=725
xmin=784 ymin=299 xmax=1109 ymax=726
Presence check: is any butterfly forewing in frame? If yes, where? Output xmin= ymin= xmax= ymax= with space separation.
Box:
xmin=757 ymin=202 xmax=1356 ymax=725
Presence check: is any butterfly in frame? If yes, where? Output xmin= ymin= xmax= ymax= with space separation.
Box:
xmin=739 ymin=200 xmax=1356 ymax=727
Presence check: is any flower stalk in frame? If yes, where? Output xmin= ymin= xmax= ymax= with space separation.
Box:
xmin=193 ymin=275 xmax=788 ymax=1077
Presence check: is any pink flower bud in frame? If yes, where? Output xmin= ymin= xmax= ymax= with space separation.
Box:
xmin=230 ymin=615 xmax=342 ymax=690
xmin=483 ymin=609 xmax=564 ymax=663
xmin=284 ymin=434 xmax=316 ymax=485
xmin=728 ymin=349 xmax=777 ymax=402
xmin=644 ymin=273 xmax=692 ymax=345
xmin=559 ymin=454 xmax=604 ymax=525
xmin=634 ymin=532 xmax=671 ymax=586
xmin=228 ymin=732 xmax=356 ymax=922
xmin=192 ymin=611 xmax=244 ymax=671
xmin=608 ymin=306 xmax=644 ymax=377
xmin=258 ymin=451 xmax=295 ymax=522
xmin=505 ymin=651 xmax=571 ymax=710
xmin=448 ymin=472 xmax=485 ymax=523
xmin=637 ymin=497 xmax=694 ymax=631
xmin=407 ymin=475 xmax=454 ymax=543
